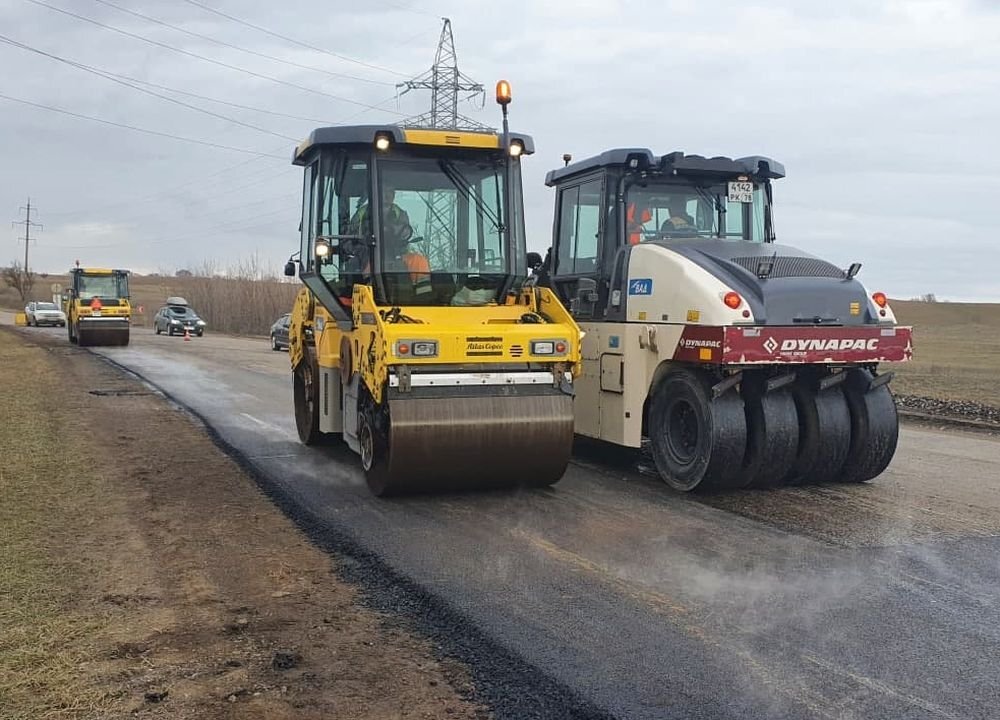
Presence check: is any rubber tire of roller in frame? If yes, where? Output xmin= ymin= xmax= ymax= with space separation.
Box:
xmin=293 ymin=359 xmax=322 ymax=445
xmin=738 ymin=374 xmax=800 ymax=489
xmin=783 ymin=381 xmax=852 ymax=485
xmin=648 ymin=368 xmax=748 ymax=492
xmin=359 ymin=402 xmax=394 ymax=497
xmin=840 ymin=368 xmax=899 ymax=483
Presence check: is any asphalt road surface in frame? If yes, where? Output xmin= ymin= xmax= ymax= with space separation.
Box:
xmin=10 ymin=318 xmax=1000 ymax=719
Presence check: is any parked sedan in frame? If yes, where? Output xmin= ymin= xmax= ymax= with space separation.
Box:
xmin=153 ymin=303 xmax=206 ymax=336
xmin=270 ymin=313 xmax=290 ymax=351
xmin=25 ymin=301 xmax=66 ymax=327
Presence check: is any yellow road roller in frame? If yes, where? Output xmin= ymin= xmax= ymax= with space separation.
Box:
xmin=65 ymin=266 xmax=132 ymax=347
xmin=284 ymin=82 xmax=582 ymax=496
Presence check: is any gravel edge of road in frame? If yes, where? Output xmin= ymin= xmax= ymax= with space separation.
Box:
xmin=897 ymin=394 xmax=1000 ymax=435
xmin=90 ymin=350 xmax=616 ymax=720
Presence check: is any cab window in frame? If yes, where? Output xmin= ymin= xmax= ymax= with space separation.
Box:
xmin=555 ymin=178 xmax=603 ymax=275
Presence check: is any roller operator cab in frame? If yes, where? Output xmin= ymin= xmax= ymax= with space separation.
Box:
xmin=541 ymin=149 xmax=913 ymax=492
xmin=286 ymin=82 xmax=583 ymax=497
xmin=65 ymin=267 xmax=132 ymax=347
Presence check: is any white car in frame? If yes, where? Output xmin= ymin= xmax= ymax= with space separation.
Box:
xmin=25 ymin=301 xmax=66 ymax=327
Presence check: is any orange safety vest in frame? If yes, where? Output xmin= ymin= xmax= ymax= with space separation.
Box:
xmin=627 ymin=203 xmax=652 ymax=245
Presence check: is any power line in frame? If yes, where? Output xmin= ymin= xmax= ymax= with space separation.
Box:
xmin=88 ymin=0 xmax=395 ymax=87
xmin=44 ymin=89 xmax=406 ymax=222
xmin=178 ymin=0 xmax=410 ymax=78
xmin=45 ymin=149 xmax=287 ymax=219
xmin=46 ymin=192 xmax=300 ymax=249
xmin=0 ymin=34 xmax=300 ymax=141
xmin=26 ymin=0 xmax=408 ymax=115
xmin=88 ymin=72 xmax=339 ymax=125
xmin=0 ymin=92 xmax=287 ymax=157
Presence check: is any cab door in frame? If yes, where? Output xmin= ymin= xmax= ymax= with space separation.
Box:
xmin=550 ymin=174 xmax=605 ymax=321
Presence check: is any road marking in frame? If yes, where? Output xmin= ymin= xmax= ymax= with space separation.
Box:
xmin=239 ymin=412 xmax=296 ymax=440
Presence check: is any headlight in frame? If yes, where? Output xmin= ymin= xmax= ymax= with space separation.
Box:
xmin=171 ymin=319 xmax=180 ymax=325
xmin=394 ymin=339 xmax=438 ymax=358
xmin=197 ymin=320 xmax=206 ymax=325
xmin=531 ymin=339 xmax=568 ymax=356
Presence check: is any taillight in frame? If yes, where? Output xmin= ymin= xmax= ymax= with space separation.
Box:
xmin=723 ymin=291 xmax=742 ymax=309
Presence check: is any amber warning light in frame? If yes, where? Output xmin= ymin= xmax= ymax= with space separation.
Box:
xmin=496 ymin=80 xmax=511 ymax=106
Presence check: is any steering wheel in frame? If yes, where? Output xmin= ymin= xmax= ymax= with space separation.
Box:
xmin=657 ymin=224 xmax=699 ymax=240
xmin=464 ymin=275 xmax=489 ymax=290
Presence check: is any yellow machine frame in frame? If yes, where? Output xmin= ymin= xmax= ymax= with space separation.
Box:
xmin=65 ymin=267 xmax=132 ymax=347
xmin=287 ymin=84 xmax=583 ymax=496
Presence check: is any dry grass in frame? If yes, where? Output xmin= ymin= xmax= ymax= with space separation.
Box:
xmin=0 ymin=340 xmax=119 ymax=719
xmin=0 ymin=330 xmax=485 ymax=719
xmin=887 ymin=299 xmax=1000 ymax=406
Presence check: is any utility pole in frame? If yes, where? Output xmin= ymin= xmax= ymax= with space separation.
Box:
xmin=12 ymin=198 xmax=42 ymax=282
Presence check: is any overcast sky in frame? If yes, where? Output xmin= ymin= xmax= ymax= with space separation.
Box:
xmin=2 ymin=0 xmax=998 ymax=301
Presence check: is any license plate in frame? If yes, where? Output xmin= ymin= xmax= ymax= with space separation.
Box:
xmin=727 ymin=181 xmax=754 ymax=203
xmin=92 ymin=311 xmax=102 ymax=317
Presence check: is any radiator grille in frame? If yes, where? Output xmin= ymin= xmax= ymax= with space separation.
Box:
xmin=731 ymin=256 xmax=845 ymax=279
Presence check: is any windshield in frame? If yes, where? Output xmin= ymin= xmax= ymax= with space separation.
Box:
xmin=77 ymin=273 xmax=127 ymax=299
xmin=626 ymin=179 xmax=767 ymax=243
xmin=37 ymin=302 xmax=58 ymax=310
xmin=373 ymin=155 xmax=520 ymax=306
xmin=308 ymin=148 xmax=524 ymax=309
xmin=168 ymin=306 xmax=197 ymax=318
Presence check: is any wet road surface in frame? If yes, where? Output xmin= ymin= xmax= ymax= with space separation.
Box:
xmin=9 ymin=319 xmax=1000 ymax=719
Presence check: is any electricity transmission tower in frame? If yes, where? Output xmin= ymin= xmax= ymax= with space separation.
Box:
xmin=12 ymin=197 xmax=42 ymax=284
xmin=397 ymin=19 xmax=490 ymax=267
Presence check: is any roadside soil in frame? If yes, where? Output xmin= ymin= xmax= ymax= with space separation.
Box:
xmin=0 ymin=327 xmax=485 ymax=720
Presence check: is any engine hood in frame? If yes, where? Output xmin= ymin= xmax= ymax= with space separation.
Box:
xmin=660 ymin=239 xmax=881 ymax=326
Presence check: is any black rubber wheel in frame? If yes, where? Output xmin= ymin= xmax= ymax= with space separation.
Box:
xmin=648 ymin=368 xmax=747 ymax=492
xmin=155 ymin=324 xmax=161 ymax=335
xmin=196 ymin=330 xmax=204 ymax=337
xmin=67 ymin=321 xmax=76 ymax=344
xmin=293 ymin=357 xmax=322 ymax=445
xmin=359 ymin=397 xmax=395 ymax=497
xmin=783 ymin=379 xmax=852 ymax=485
xmin=271 ymin=334 xmax=280 ymax=351
xmin=840 ymin=368 xmax=899 ymax=483
xmin=737 ymin=374 xmax=800 ymax=489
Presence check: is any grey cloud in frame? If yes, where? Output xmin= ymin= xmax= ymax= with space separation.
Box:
xmin=1 ymin=0 xmax=998 ymax=300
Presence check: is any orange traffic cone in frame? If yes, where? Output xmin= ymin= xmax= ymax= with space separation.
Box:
xmin=184 ymin=327 xmax=191 ymax=341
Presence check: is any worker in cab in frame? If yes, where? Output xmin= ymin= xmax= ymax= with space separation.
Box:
xmin=350 ymin=183 xmax=432 ymax=299
xmin=626 ymin=199 xmax=653 ymax=245
xmin=660 ymin=197 xmax=697 ymax=235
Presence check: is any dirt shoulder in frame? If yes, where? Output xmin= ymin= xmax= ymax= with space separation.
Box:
xmin=0 ymin=327 xmax=485 ymax=720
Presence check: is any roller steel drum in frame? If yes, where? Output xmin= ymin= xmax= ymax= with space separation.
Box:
xmin=373 ymin=386 xmax=574 ymax=494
